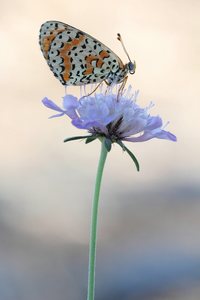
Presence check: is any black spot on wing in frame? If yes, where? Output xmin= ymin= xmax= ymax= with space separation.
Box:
xmin=60 ymin=74 xmax=67 ymax=85
xmin=60 ymin=66 xmax=65 ymax=72
xmin=80 ymin=75 xmax=87 ymax=82
xmin=73 ymin=77 xmax=78 ymax=84
xmin=75 ymin=31 xmax=84 ymax=38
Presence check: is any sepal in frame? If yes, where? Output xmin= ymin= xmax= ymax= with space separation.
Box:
xmin=85 ymin=135 xmax=99 ymax=144
xmin=116 ymin=140 xmax=140 ymax=171
xmin=64 ymin=135 xmax=92 ymax=143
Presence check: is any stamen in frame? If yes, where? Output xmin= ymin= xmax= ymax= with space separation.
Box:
xmin=163 ymin=121 xmax=170 ymax=129
xmin=64 ymin=85 xmax=68 ymax=95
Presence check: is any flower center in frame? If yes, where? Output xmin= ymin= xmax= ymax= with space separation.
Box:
xmin=90 ymin=116 xmax=124 ymax=142
xmin=106 ymin=116 xmax=123 ymax=141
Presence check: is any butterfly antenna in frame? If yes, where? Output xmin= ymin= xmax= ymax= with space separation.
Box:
xmin=117 ymin=33 xmax=132 ymax=63
xmin=117 ymin=33 xmax=136 ymax=74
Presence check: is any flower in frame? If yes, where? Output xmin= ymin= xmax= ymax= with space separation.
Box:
xmin=42 ymin=86 xmax=177 ymax=144
xmin=42 ymin=86 xmax=177 ymax=171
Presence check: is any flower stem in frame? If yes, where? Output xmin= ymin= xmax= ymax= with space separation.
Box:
xmin=87 ymin=139 xmax=108 ymax=300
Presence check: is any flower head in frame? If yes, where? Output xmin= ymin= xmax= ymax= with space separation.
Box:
xmin=42 ymin=86 xmax=176 ymax=143
xmin=42 ymin=86 xmax=176 ymax=171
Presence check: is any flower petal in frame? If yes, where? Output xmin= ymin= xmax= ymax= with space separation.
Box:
xmin=62 ymin=95 xmax=79 ymax=119
xmin=145 ymin=116 xmax=163 ymax=130
xmin=72 ymin=118 xmax=104 ymax=130
xmin=123 ymin=129 xmax=177 ymax=142
xmin=49 ymin=112 xmax=65 ymax=119
xmin=42 ymin=97 xmax=64 ymax=113
xmin=154 ymin=130 xmax=177 ymax=141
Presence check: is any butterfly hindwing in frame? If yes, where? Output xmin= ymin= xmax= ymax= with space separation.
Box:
xmin=39 ymin=21 xmax=124 ymax=86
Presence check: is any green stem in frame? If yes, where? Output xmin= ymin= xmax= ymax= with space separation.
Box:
xmin=87 ymin=139 xmax=108 ymax=300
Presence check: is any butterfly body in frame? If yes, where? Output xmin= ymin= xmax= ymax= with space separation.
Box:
xmin=39 ymin=21 xmax=135 ymax=86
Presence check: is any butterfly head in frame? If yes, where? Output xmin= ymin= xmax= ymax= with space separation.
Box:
xmin=106 ymin=61 xmax=136 ymax=85
xmin=127 ymin=61 xmax=136 ymax=75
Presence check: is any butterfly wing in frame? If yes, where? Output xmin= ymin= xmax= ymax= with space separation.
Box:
xmin=39 ymin=21 xmax=124 ymax=86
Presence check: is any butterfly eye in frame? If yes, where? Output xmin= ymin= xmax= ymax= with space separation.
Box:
xmin=128 ymin=61 xmax=136 ymax=74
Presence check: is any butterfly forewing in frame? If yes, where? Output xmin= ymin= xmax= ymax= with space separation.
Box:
xmin=39 ymin=21 xmax=124 ymax=86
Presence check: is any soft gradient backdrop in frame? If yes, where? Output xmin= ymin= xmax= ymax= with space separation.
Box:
xmin=1 ymin=0 xmax=200 ymax=299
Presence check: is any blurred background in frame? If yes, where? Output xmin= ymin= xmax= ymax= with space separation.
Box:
xmin=1 ymin=0 xmax=200 ymax=299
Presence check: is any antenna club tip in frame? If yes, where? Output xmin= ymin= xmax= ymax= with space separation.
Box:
xmin=117 ymin=33 xmax=121 ymax=40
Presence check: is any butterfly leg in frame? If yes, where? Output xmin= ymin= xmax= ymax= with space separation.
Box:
xmin=115 ymin=76 xmax=128 ymax=101
xmin=118 ymin=76 xmax=128 ymax=95
xmin=104 ymin=79 xmax=112 ymax=95
xmin=82 ymin=81 xmax=104 ymax=98
xmin=104 ymin=76 xmax=128 ymax=100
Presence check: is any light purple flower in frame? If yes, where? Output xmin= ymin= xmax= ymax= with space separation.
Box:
xmin=42 ymin=87 xmax=176 ymax=143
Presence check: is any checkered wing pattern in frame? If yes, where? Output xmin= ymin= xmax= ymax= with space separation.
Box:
xmin=39 ymin=21 xmax=126 ymax=86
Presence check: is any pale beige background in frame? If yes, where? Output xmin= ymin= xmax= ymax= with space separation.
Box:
xmin=0 ymin=0 xmax=200 ymax=299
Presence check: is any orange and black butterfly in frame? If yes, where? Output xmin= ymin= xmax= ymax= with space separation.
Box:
xmin=39 ymin=21 xmax=136 ymax=86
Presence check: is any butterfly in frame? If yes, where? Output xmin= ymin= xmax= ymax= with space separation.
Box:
xmin=39 ymin=21 xmax=136 ymax=87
